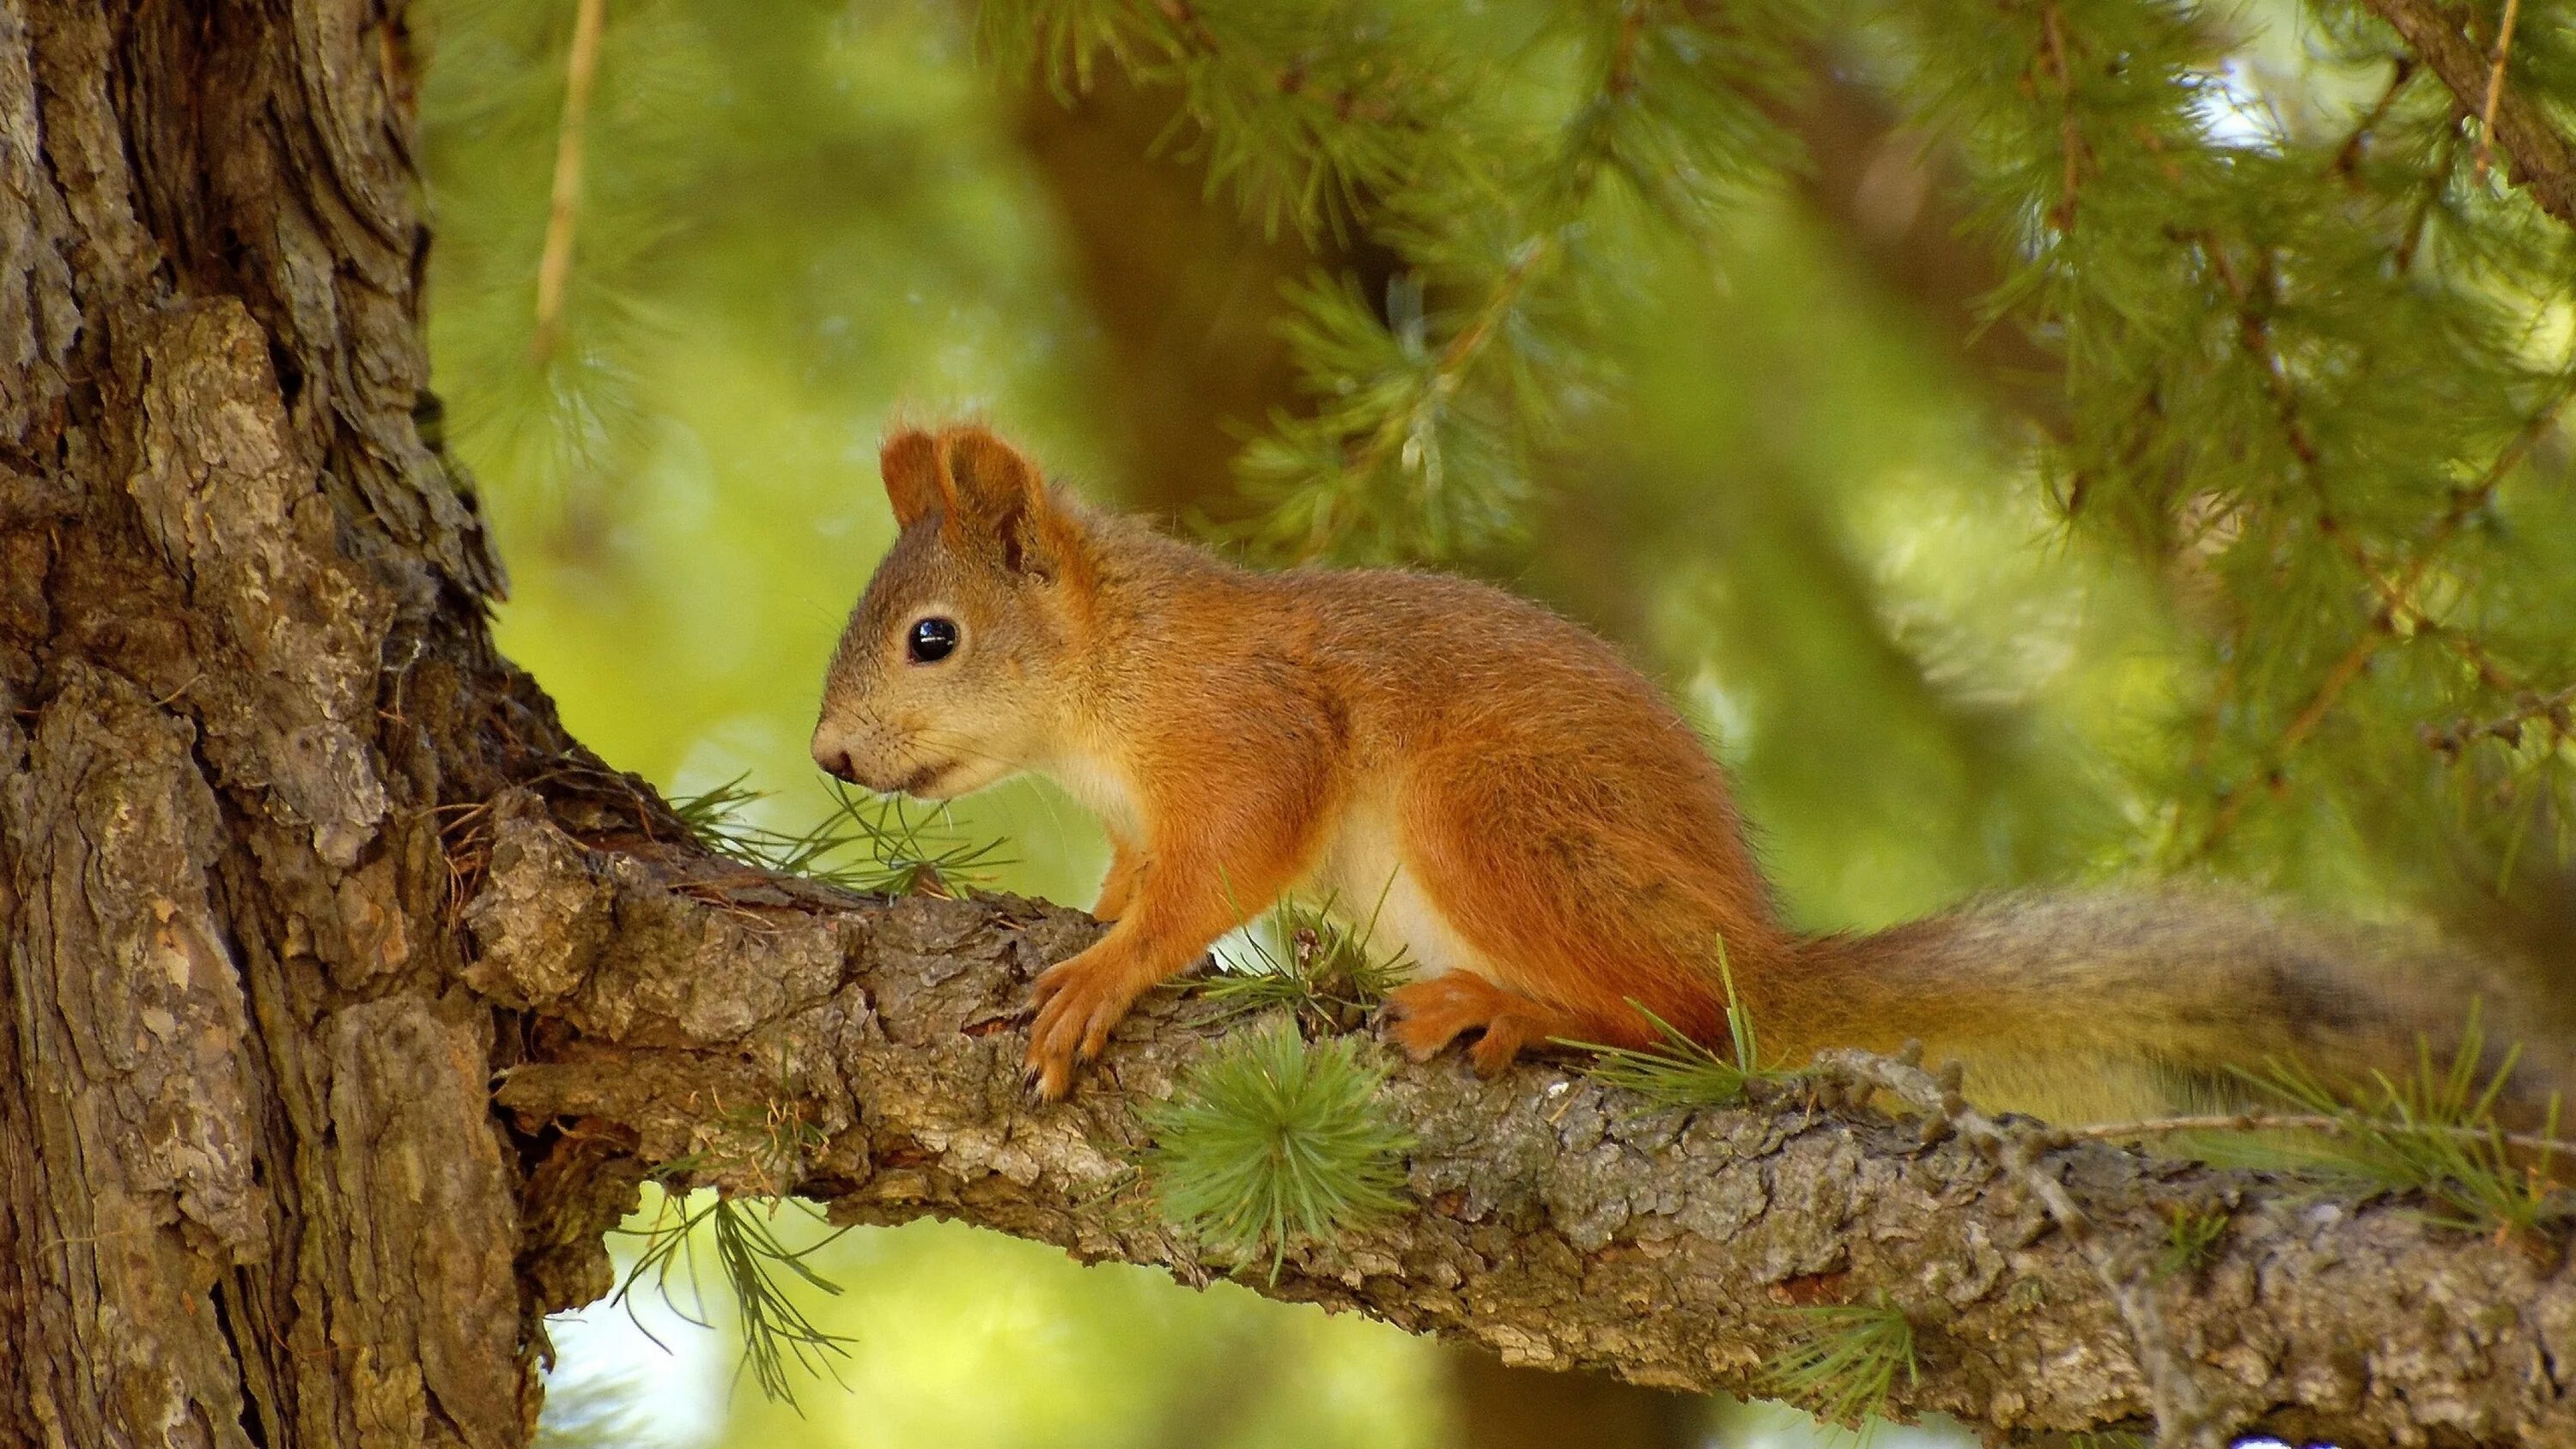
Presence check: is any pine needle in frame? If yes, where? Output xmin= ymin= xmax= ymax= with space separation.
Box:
xmin=2210 ymin=1008 xmax=2570 ymax=1240
xmin=1564 ymin=942 xmax=1798 ymax=1109
xmin=608 ymin=1185 xmax=857 ymax=1410
xmin=1763 ymin=1291 xmax=1918 ymax=1439
xmin=670 ymin=774 xmax=1008 ymax=900
xmin=1200 ymin=888 xmax=1410 ymax=1029
xmin=1143 ymin=1019 xmax=1413 ymax=1280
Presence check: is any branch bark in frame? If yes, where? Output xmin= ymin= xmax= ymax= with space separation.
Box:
xmin=473 ymin=790 xmax=2576 ymax=1449
xmin=2360 ymin=0 xmax=2576 ymax=227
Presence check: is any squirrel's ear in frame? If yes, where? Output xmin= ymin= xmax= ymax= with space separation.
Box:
xmin=936 ymin=426 xmax=1078 ymax=581
xmin=880 ymin=428 xmax=951 ymax=529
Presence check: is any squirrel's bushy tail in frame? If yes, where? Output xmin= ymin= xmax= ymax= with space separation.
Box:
xmin=1787 ymin=890 xmax=2568 ymax=1127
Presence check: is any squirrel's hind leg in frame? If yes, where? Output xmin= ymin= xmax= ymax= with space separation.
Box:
xmin=1384 ymin=973 xmax=1600 ymax=1076
xmin=1381 ymin=747 xmax=1745 ymax=1072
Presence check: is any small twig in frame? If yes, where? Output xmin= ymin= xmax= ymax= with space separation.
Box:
xmin=150 ymin=670 xmax=204 ymax=708
xmin=2326 ymin=382 xmax=2572 ymax=692
xmin=2360 ymin=0 xmax=2576 ymax=226
xmin=1813 ymin=1046 xmax=2233 ymax=1448
xmin=2321 ymin=511 xmax=2530 ymax=694
xmin=2475 ymin=0 xmax=2524 ymax=180
xmin=2192 ymin=622 xmax=2387 ymax=858
xmin=2063 ymin=1110 xmax=2572 ymax=1158
xmin=1146 ymin=0 xmax=1399 ymax=130
xmin=2421 ymin=682 xmax=2576 ymax=755
xmin=2038 ymin=2 xmax=2083 ymax=231
xmin=2183 ymin=236 xmax=2559 ymax=857
xmin=2330 ymin=58 xmax=2418 ymax=180
xmin=1291 ymin=237 xmax=1556 ymax=561
xmin=532 ymin=0 xmax=610 ymax=363
xmin=1150 ymin=0 xmax=1223 ymax=57
xmin=2196 ymin=239 xmax=2322 ymax=469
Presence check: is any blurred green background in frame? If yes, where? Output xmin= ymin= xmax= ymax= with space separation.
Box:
xmin=414 ymin=0 xmax=2573 ymax=1443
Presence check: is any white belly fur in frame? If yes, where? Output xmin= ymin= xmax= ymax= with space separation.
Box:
xmin=1303 ymin=785 xmax=1490 ymax=983
xmin=1038 ymin=747 xmax=1485 ymax=982
xmin=1041 ymin=740 xmax=1145 ymax=844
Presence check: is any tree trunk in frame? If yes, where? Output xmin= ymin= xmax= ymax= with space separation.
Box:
xmin=2 ymin=2 xmax=545 ymax=1441
xmin=4 ymin=7 xmax=2572 ymax=1449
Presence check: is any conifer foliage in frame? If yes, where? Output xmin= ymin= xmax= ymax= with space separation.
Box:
xmin=975 ymin=0 xmax=2576 ymax=964
xmin=421 ymin=0 xmax=2576 ymax=989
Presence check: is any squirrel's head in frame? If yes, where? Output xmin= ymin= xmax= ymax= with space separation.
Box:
xmin=811 ymin=425 xmax=1093 ymax=799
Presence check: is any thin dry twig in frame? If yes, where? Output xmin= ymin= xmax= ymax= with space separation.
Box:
xmin=2476 ymin=0 xmax=2525 ymax=180
xmin=2038 ymin=1 xmax=2084 ymax=231
xmin=532 ymin=0 xmax=610 ymax=362
xmin=2421 ymin=682 xmax=2576 ymax=755
xmin=2062 ymin=1110 xmax=2571 ymax=1158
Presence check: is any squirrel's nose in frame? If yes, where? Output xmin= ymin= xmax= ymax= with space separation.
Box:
xmin=811 ymin=737 xmax=859 ymax=783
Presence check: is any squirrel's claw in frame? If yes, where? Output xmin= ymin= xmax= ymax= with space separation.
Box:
xmin=1023 ymin=953 xmax=1142 ymax=1100
xmin=1022 ymin=1058 xmax=1067 ymax=1104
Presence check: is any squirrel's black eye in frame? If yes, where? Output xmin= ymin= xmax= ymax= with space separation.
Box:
xmin=907 ymin=616 xmax=960 ymax=664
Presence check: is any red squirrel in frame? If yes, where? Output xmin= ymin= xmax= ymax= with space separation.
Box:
xmin=812 ymin=423 xmax=2562 ymax=1116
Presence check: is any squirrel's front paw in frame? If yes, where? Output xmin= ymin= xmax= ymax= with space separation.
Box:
xmin=1024 ymin=955 xmax=1144 ymax=1100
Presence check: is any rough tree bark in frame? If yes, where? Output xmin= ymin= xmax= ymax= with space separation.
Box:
xmin=1 ymin=6 xmax=2570 ymax=1449
xmin=1 ymin=1 xmax=531 ymax=1441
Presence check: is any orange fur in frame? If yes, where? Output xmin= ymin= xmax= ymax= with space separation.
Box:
xmin=814 ymin=425 xmax=2568 ymax=1116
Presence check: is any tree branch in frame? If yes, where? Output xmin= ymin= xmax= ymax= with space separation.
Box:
xmin=2360 ymin=0 xmax=2576 ymax=227
xmin=468 ymin=788 xmax=2576 ymax=1448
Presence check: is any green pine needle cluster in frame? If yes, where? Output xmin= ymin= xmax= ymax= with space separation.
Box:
xmin=2150 ymin=1206 xmax=2231 ymax=1282
xmin=1762 ymin=1291 xmax=1920 ymax=1439
xmin=604 ymin=1088 xmax=855 ymax=1408
xmin=1567 ymin=945 xmax=1797 ymax=1109
xmin=2230 ymin=1013 xmax=2569 ymax=1239
xmin=979 ymin=0 xmax=1461 ymax=242
xmin=670 ymin=774 xmax=1007 ymax=900
xmin=1874 ymin=0 xmax=2576 ymax=896
xmin=1143 ymin=1019 xmax=1414 ymax=1278
xmin=1225 ymin=0 xmax=1820 ymax=567
xmin=966 ymin=0 xmax=2576 ymax=941
xmin=611 ymin=1186 xmax=856 ymax=1410
xmin=984 ymin=0 xmax=1823 ymax=567
xmin=1200 ymin=891 xmax=1411 ymax=1030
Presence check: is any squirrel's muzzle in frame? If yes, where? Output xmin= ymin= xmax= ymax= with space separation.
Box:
xmin=811 ymin=721 xmax=950 ymax=796
xmin=811 ymin=737 xmax=860 ymax=784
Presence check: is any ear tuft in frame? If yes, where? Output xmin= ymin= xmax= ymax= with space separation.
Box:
xmin=880 ymin=428 xmax=950 ymax=529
